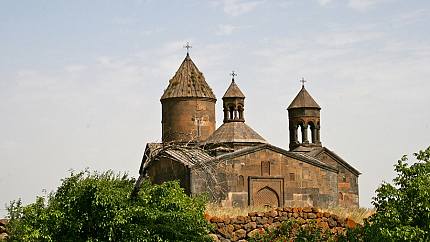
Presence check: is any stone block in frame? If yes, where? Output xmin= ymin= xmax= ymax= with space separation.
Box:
xmin=247 ymin=228 xmax=264 ymax=238
xmin=328 ymin=217 xmax=337 ymax=228
xmin=233 ymin=229 xmax=246 ymax=241
xmin=209 ymin=233 xmax=220 ymax=242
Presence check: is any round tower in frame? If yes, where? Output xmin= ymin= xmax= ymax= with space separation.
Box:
xmin=160 ymin=53 xmax=216 ymax=143
xmin=287 ymin=81 xmax=321 ymax=150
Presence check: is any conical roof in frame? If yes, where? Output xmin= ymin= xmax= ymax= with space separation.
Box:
xmin=161 ymin=54 xmax=216 ymax=100
xmin=223 ymin=80 xmax=245 ymax=98
xmin=288 ymin=86 xmax=320 ymax=109
xmin=205 ymin=122 xmax=267 ymax=144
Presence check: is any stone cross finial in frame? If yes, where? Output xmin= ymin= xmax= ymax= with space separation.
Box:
xmin=230 ymin=71 xmax=237 ymax=82
xmin=300 ymin=77 xmax=307 ymax=87
xmin=184 ymin=42 xmax=192 ymax=55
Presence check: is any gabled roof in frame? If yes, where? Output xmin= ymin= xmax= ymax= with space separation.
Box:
xmin=160 ymin=54 xmax=216 ymax=100
xmin=304 ymin=146 xmax=361 ymax=176
xmin=194 ymin=144 xmax=338 ymax=173
xmin=288 ymin=86 xmax=320 ymax=110
xmin=223 ymin=80 xmax=245 ymax=98
xmin=139 ymin=143 xmax=212 ymax=174
xmin=204 ymin=122 xmax=267 ymax=144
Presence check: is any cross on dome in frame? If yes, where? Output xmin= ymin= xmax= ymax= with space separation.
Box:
xmin=230 ymin=71 xmax=237 ymax=82
xmin=183 ymin=42 xmax=192 ymax=55
xmin=300 ymin=77 xmax=307 ymax=87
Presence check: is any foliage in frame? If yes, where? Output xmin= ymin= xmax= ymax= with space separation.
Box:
xmin=248 ymin=220 xmax=335 ymax=242
xmin=362 ymin=146 xmax=430 ymax=241
xmin=6 ymin=170 xmax=211 ymax=242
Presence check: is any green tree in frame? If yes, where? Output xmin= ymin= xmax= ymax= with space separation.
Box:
xmin=364 ymin=146 xmax=430 ymax=241
xmin=6 ymin=170 xmax=211 ymax=242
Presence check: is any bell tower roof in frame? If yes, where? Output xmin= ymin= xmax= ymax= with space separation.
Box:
xmin=223 ymin=77 xmax=245 ymax=99
xmin=287 ymin=85 xmax=320 ymax=110
xmin=161 ymin=54 xmax=216 ymax=100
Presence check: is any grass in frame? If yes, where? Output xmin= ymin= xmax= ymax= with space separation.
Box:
xmin=205 ymin=203 xmax=375 ymax=224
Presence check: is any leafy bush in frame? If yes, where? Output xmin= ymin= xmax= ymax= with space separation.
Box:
xmin=6 ymin=170 xmax=211 ymax=242
xmin=363 ymin=146 xmax=430 ymax=241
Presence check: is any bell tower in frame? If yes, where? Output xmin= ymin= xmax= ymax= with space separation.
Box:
xmin=222 ymin=71 xmax=245 ymax=123
xmin=160 ymin=44 xmax=216 ymax=143
xmin=287 ymin=79 xmax=321 ymax=150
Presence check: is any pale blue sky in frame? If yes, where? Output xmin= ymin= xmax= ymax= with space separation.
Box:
xmin=1 ymin=0 xmax=430 ymax=215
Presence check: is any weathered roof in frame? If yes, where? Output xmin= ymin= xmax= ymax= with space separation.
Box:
xmin=161 ymin=54 xmax=216 ymax=100
xmin=288 ymin=86 xmax=320 ymax=109
xmin=223 ymin=80 xmax=245 ymax=98
xmin=204 ymin=122 xmax=267 ymax=144
xmin=295 ymin=146 xmax=361 ymax=176
xmin=139 ymin=143 xmax=213 ymax=174
xmin=194 ymin=144 xmax=338 ymax=173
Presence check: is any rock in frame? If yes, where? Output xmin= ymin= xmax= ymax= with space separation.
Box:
xmin=0 ymin=233 xmax=8 ymax=241
xmin=265 ymin=210 xmax=278 ymax=217
xmin=345 ymin=218 xmax=357 ymax=229
xmin=323 ymin=212 xmax=331 ymax=218
xmin=0 ymin=219 xmax=8 ymax=226
xmin=233 ymin=229 xmax=247 ymax=241
xmin=243 ymin=222 xmax=257 ymax=231
xmin=0 ymin=226 xmax=6 ymax=234
xmin=251 ymin=216 xmax=256 ymax=222
xmin=283 ymin=207 xmax=292 ymax=212
xmin=317 ymin=221 xmax=329 ymax=229
xmin=293 ymin=212 xmax=299 ymax=218
xmin=316 ymin=212 xmax=322 ymax=218
xmin=224 ymin=217 xmax=231 ymax=225
xmin=256 ymin=212 xmax=265 ymax=217
xmin=328 ymin=217 xmax=337 ymax=228
xmin=236 ymin=216 xmax=246 ymax=224
xmin=247 ymin=228 xmax=264 ymax=238
xmin=256 ymin=217 xmax=268 ymax=224
xmin=248 ymin=212 xmax=257 ymax=217
xmin=218 ymin=224 xmax=235 ymax=239
xmin=238 ymin=240 xmax=248 ymax=242
xmin=312 ymin=207 xmax=320 ymax=213
xmin=302 ymin=207 xmax=312 ymax=213
xmin=209 ymin=233 xmax=220 ymax=242
xmin=307 ymin=213 xmax=317 ymax=219
xmin=234 ymin=224 xmax=242 ymax=230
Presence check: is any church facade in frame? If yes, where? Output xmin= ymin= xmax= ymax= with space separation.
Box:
xmin=137 ymin=52 xmax=360 ymax=208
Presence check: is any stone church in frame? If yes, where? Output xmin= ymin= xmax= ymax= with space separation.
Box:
xmin=137 ymin=52 xmax=360 ymax=208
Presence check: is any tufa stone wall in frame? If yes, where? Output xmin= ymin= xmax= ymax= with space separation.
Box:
xmin=206 ymin=207 xmax=358 ymax=242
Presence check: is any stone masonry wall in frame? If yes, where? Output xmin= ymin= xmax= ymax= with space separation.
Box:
xmin=207 ymin=207 xmax=358 ymax=242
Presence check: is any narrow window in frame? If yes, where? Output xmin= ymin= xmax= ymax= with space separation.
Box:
xmin=289 ymin=173 xmax=295 ymax=181
xmin=342 ymin=175 xmax=347 ymax=182
xmin=261 ymin=161 xmax=270 ymax=176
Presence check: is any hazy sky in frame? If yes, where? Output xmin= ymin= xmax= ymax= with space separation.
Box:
xmin=1 ymin=0 xmax=429 ymax=216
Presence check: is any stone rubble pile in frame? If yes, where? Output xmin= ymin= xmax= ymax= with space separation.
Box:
xmin=0 ymin=219 xmax=8 ymax=241
xmin=207 ymin=207 xmax=358 ymax=242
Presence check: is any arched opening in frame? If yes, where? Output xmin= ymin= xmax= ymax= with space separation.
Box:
xmin=254 ymin=186 xmax=279 ymax=207
xmin=297 ymin=124 xmax=303 ymax=144
xmin=238 ymin=105 xmax=244 ymax=120
xmin=228 ymin=105 xmax=235 ymax=120
xmin=308 ymin=121 xmax=316 ymax=144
